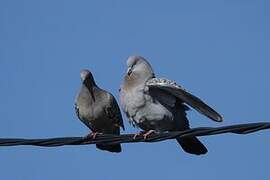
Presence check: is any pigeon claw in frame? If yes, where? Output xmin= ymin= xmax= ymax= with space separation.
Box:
xmin=133 ymin=131 xmax=144 ymax=140
xmin=143 ymin=130 xmax=156 ymax=140
xmin=85 ymin=132 xmax=101 ymax=139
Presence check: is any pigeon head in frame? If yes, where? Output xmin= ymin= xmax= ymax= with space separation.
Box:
xmin=126 ymin=56 xmax=155 ymax=80
xmin=80 ymin=69 xmax=96 ymax=86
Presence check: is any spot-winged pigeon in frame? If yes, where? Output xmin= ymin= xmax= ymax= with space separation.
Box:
xmin=75 ymin=69 xmax=124 ymax=153
xmin=119 ymin=56 xmax=223 ymax=155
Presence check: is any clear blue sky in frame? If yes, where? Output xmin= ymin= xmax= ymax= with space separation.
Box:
xmin=0 ymin=0 xmax=269 ymax=179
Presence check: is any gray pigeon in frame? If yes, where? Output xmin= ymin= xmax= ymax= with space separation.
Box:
xmin=120 ymin=56 xmax=223 ymax=155
xmin=75 ymin=69 xmax=125 ymax=153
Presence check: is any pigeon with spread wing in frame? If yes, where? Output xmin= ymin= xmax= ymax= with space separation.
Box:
xmin=120 ymin=56 xmax=222 ymax=155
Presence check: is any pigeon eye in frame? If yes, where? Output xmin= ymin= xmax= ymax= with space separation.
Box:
xmin=127 ymin=67 xmax=133 ymax=76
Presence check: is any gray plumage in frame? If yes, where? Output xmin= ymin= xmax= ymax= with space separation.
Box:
xmin=120 ymin=56 xmax=223 ymax=155
xmin=75 ymin=69 xmax=124 ymax=153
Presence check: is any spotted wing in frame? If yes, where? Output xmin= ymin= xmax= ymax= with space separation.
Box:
xmin=147 ymin=78 xmax=223 ymax=122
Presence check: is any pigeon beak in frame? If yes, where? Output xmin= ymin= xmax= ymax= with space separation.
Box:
xmin=88 ymin=86 xmax=95 ymax=102
xmin=127 ymin=67 xmax=132 ymax=76
xmin=83 ymin=79 xmax=96 ymax=101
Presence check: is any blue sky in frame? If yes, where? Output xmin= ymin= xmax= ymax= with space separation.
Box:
xmin=0 ymin=0 xmax=269 ymax=179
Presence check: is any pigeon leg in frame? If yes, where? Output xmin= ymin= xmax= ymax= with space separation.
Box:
xmin=133 ymin=131 xmax=145 ymax=140
xmin=85 ymin=132 xmax=101 ymax=139
xmin=143 ymin=130 xmax=156 ymax=140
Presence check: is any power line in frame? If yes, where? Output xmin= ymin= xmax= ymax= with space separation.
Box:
xmin=0 ymin=122 xmax=269 ymax=147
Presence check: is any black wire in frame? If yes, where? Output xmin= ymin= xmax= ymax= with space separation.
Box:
xmin=0 ymin=122 xmax=269 ymax=147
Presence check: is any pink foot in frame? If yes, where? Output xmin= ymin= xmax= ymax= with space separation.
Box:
xmin=85 ymin=132 xmax=101 ymax=139
xmin=143 ymin=130 xmax=156 ymax=140
xmin=133 ymin=131 xmax=144 ymax=140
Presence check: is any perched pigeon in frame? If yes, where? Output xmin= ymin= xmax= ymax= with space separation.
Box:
xmin=120 ymin=56 xmax=223 ymax=155
xmin=75 ymin=69 xmax=124 ymax=153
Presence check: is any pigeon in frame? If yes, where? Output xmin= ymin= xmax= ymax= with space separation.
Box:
xmin=75 ymin=69 xmax=125 ymax=153
xmin=119 ymin=56 xmax=223 ymax=155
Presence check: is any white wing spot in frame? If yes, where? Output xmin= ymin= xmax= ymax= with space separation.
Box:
xmin=147 ymin=78 xmax=187 ymax=91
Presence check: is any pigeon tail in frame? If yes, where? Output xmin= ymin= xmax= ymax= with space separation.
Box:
xmin=96 ymin=144 xmax=122 ymax=153
xmin=176 ymin=137 xmax=208 ymax=155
